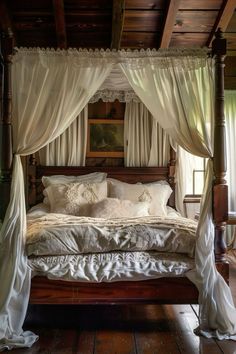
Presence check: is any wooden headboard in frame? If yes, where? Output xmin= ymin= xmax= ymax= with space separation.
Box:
xmin=27 ymin=164 xmax=176 ymax=209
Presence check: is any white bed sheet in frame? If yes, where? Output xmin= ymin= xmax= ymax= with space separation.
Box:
xmin=28 ymin=251 xmax=194 ymax=283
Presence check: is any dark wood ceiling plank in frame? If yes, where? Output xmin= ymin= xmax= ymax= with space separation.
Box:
xmin=123 ymin=11 xmax=163 ymax=32
xmin=179 ymin=0 xmax=222 ymax=10
xmin=52 ymin=0 xmax=67 ymax=49
xmin=160 ymin=0 xmax=181 ymax=48
xmin=0 ymin=0 xmax=15 ymax=40
xmin=125 ymin=0 xmax=165 ymax=10
xmin=174 ymin=11 xmax=218 ymax=33
xmin=111 ymin=0 xmax=125 ymax=49
xmin=206 ymin=0 xmax=236 ymax=47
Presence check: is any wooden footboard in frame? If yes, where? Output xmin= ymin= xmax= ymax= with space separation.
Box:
xmin=30 ymin=263 xmax=229 ymax=305
xmin=30 ymin=277 xmax=199 ymax=305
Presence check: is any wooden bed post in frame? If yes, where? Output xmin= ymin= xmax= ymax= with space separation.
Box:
xmin=168 ymin=145 xmax=176 ymax=209
xmin=212 ymin=29 xmax=228 ymax=262
xmin=0 ymin=30 xmax=13 ymax=221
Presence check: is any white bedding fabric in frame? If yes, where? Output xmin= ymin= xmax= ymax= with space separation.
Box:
xmin=28 ymin=252 xmax=194 ymax=282
xmin=26 ymin=204 xmax=197 ymax=258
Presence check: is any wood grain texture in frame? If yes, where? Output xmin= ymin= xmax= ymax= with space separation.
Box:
xmin=111 ymin=0 xmax=125 ymax=49
xmin=30 ymin=276 xmax=199 ymax=305
xmin=52 ymin=0 xmax=67 ymax=49
xmin=207 ymin=0 xmax=236 ymax=46
xmin=160 ymin=0 xmax=181 ymax=48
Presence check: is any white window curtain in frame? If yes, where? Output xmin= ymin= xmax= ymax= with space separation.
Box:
xmin=0 ymin=48 xmax=114 ymax=351
xmin=39 ymin=106 xmax=88 ymax=166
xmin=124 ymin=101 xmax=170 ymax=167
xmin=225 ymin=90 xmax=236 ymax=247
xmin=119 ymin=51 xmax=236 ymax=339
xmin=176 ymin=146 xmax=205 ymax=216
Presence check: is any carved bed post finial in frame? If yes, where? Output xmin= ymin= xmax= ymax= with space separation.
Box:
xmin=0 ymin=29 xmax=14 ymax=220
xmin=212 ymin=28 xmax=228 ymax=263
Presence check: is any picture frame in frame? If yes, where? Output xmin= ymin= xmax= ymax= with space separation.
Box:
xmin=87 ymin=119 xmax=124 ymax=157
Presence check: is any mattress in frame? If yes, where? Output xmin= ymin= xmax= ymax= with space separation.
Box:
xmin=26 ymin=204 xmax=197 ymax=283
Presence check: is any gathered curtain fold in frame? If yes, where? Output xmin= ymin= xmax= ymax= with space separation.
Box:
xmin=0 ymin=48 xmax=114 ymax=351
xmin=225 ymin=91 xmax=236 ymax=247
xmin=39 ymin=106 xmax=88 ymax=166
xmin=124 ymin=101 xmax=170 ymax=167
xmin=119 ymin=55 xmax=236 ymax=339
xmin=1 ymin=48 xmax=236 ymax=351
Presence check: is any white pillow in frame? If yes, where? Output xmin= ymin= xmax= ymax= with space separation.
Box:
xmin=108 ymin=178 xmax=172 ymax=216
xmin=42 ymin=172 xmax=107 ymax=204
xmin=42 ymin=172 xmax=107 ymax=188
xmin=46 ymin=180 xmax=108 ymax=215
xmin=87 ymin=198 xmax=150 ymax=218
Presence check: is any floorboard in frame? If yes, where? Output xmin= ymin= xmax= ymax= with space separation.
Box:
xmin=8 ymin=264 xmax=236 ymax=354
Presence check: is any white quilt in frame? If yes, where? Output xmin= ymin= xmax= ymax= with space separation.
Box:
xmin=26 ymin=209 xmax=197 ymax=257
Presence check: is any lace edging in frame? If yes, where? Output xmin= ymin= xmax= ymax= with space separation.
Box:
xmin=89 ymin=90 xmax=140 ymax=103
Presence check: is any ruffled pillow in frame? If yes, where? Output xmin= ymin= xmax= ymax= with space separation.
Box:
xmin=42 ymin=172 xmax=107 ymax=205
xmin=87 ymin=198 xmax=150 ymax=218
xmin=108 ymin=178 xmax=172 ymax=216
xmin=46 ymin=180 xmax=107 ymax=215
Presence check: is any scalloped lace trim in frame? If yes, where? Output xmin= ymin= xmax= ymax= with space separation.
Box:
xmin=89 ymin=89 xmax=140 ymax=103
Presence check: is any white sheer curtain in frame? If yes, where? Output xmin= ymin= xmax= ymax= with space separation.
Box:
xmin=176 ymin=146 xmax=205 ymax=216
xmin=225 ymin=91 xmax=236 ymax=247
xmin=119 ymin=51 xmax=236 ymax=339
xmin=124 ymin=101 xmax=170 ymax=167
xmin=39 ymin=106 xmax=88 ymax=166
xmin=0 ymin=48 xmax=114 ymax=351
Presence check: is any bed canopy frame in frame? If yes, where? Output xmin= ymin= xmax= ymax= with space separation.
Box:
xmin=0 ymin=29 xmax=229 ymax=305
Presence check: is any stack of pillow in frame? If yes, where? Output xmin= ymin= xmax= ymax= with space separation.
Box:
xmin=42 ymin=172 xmax=173 ymax=218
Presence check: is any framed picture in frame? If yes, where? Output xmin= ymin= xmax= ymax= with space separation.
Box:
xmin=87 ymin=119 xmax=124 ymax=157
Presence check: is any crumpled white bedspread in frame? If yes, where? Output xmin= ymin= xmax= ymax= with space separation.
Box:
xmin=28 ymin=251 xmax=195 ymax=282
xmin=26 ymin=210 xmax=197 ymax=257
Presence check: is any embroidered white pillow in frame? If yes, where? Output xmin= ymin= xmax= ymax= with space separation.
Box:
xmin=88 ymin=198 xmax=150 ymax=218
xmin=108 ymin=179 xmax=172 ymax=216
xmin=42 ymin=172 xmax=107 ymax=204
xmin=46 ymin=180 xmax=107 ymax=215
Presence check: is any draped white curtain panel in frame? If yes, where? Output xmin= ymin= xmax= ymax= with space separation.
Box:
xmin=225 ymin=91 xmax=236 ymax=247
xmin=124 ymin=101 xmax=170 ymax=167
xmin=0 ymin=48 xmax=115 ymax=351
xmin=39 ymin=106 xmax=88 ymax=166
xmin=0 ymin=48 xmax=236 ymax=351
xmin=119 ymin=54 xmax=236 ymax=340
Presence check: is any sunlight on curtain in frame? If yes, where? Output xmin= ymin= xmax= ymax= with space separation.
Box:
xmin=0 ymin=48 xmax=114 ymax=351
xmin=39 ymin=106 xmax=88 ymax=166
xmin=176 ymin=146 xmax=205 ymax=216
xmin=225 ymin=90 xmax=236 ymax=247
xmin=119 ymin=51 xmax=236 ymax=340
xmin=124 ymin=101 xmax=170 ymax=167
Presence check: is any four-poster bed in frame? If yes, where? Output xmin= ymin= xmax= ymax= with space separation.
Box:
xmin=0 ymin=29 xmax=236 ymax=351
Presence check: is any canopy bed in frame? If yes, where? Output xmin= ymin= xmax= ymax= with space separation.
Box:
xmin=0 ymin=29 xmax=236 ymax=351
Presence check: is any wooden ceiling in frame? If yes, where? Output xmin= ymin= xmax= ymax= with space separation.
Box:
xmin=0 ymin=0 xmax=236 ymax=87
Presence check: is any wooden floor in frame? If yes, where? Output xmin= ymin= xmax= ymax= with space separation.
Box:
xmin=11 ymin=264 xmax=236 ymax=354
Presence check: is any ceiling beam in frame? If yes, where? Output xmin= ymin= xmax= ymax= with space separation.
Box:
xmin=52 ymin=0 xmax=67 ymax=49
xmin=206 ymin=0 xmax=236 ymax=47
xmin=160 ymin=0 xmax=181 ymax=49
xmin=0 ymin=0 xmax=15 ymax=41
xmin=111 ymin=0 xmax=125 ymax=50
